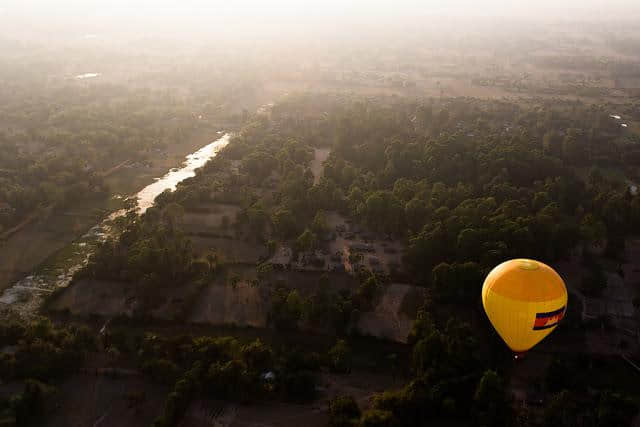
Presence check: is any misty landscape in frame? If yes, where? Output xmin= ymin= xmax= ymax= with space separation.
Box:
xmin=1 ymin=1 xmax=640 ymax=426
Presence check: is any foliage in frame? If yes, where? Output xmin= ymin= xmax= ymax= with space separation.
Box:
xmin=473 ymin=370 xmax=511 ymax=427
xmin=328 ymin=339 xmax=352 ymax=374
xmin=0 ymin=318 xmax=95 ymax=382
xmin=328 ymin=395 xmax=361 ymax=427
xmin=82 ymin=206 xmax=199 ymax=288
xmin=0 ymin=82 xmax=218 ymax=231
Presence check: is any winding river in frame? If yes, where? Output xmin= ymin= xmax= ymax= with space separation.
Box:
xmin=0 ymin=133 xmax=230 ymax=316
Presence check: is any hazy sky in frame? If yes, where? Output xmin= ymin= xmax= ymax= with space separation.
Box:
xmin=2 ymin=0 xmax=639 ymax=43
xmin=3 ymin=0 xmax=640 ymax=18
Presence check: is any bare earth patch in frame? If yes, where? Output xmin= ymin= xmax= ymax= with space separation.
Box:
xmin=188 ymin=236 xmax=267 ymax=264
xmin=180 ymin=371 xmax=398 ymax=427
xmin=189 ymin=281 xmax=271 ymax=328
xmin=44 ymin=373 xmax=169 ymax=427
xmin=357 ymin=284 xmax=422 ymax=343
xmin=48 ymin=279 xmax=136 ymax=317
xmin=181 ymin=203 xmax=241 ymax=231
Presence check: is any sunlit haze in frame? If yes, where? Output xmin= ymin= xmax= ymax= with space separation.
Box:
xmin=1 ymin=0 xmax=640 ymax=425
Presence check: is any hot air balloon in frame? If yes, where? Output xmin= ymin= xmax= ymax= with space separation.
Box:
xmin=482 ymin=259 xmax=567 ymax=357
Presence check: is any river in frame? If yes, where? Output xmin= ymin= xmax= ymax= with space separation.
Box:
xmin=75 ymin=73 xmax=101 ymax=80
xmin=136 ymin=132 xmax=229 ymax=212
xmin=0 ymin=132 xmax=230 ymax=317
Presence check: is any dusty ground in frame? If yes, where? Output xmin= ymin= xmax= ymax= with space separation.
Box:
xmin=357 ymin=284 xmax=423 ymax=344
xmin=189 ymin=281 xmax=271 ymax=328
xmin=180 ymin=201 xmax=267 ymax=264
xmin=48 ymin=279 xmax=137 ymax=317
xmin=265 ymin=270 xmax=358 ymax=294
xmin=48 ymin=277 xmax=209 ymax=322
xmin=50 ymin=270 xmax=419 ymax=345
xmin=180 ymin=370 xmax=399 ymax=427
xmin=189 ymin=235 xmax=267 ymax=264
xmin=186 ymin=268 xmax=358 ymax=329
xmin=44 ymin=372 xmax=169 ymax=427
xmin=0 ymin=207 xmax=103 ymax=294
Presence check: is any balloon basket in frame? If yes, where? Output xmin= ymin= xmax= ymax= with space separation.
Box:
xmin=513 ymin=352 xmax=527 ymax=360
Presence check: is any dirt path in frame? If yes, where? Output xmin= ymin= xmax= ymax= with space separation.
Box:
xmin=98 ymin=159 xmax=131 ymax=178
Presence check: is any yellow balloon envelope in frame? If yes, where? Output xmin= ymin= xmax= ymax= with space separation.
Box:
xmin=482 ymin=259 xmax=567 ymax=354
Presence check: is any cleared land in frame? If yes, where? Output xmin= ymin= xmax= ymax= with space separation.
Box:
xmin=44 ymin=372 xmax=169 ymax=427
xmin=177 ymin=370 xmax=399 ymax=427
xmin=357 ymin=283 xmax=423 ymax=343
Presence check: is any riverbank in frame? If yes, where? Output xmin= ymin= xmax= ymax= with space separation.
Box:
xmin=0 ymin=125 xmax=232 ymax=293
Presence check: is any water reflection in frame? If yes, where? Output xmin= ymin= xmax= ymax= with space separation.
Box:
xmin=0 ymin=133 xmax=230 ymax=313
xmin=75 ymin=73 xmax=101 ymax=79
xmin=136 ymin=133 xmax=229 ymax=212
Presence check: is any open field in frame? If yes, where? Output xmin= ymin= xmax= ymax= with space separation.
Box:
xmin=180 ymin=370 xmax=399 ymax=427
xmin=0 ymin=206 xmax=105 ymax=293
xmin=44 ymin=372 xmax=169 ymax=427
xmin=37 ymin=359 xmax=399 ymax=427
xmin=48 ymin=279 xmax=137 ymax=317
xmin=189 ymin=280 xmax=270 ymax=328
xmin=189 ymin=236 xmax=267 ymax=264
xmin=48 ymin=270 xmax=422 ymax=344
xmin=357 ymin=283 xmax=422 ymax=343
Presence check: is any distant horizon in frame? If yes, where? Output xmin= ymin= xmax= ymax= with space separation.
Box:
xmin=4 ymin=0 xmax=640 ymax=20
xmin=3 ymin=0 xmax=640 ymax=44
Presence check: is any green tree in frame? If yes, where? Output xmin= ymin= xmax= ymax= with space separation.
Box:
xmin=412 ymin=331 xmax=447 ymax=376
xmin=296 ymin=228 xmax=317 ymax=252
xmin=473 ymin=370 xmax=511 ymax=427
xmin=582 ymin=262 xmax=607 ymax=297
xmin=542 ymin=390 xmax=580 ymax=427
xmin=311 ymin=210 xmax=328 ymax=235
xmin=404 ymin=198 xmax=429 ymax=232
xmin=363 ymin=191 xmax=404 ymax=234
xmin=241 ymin=339 xmax=272 ymax=373
xmin=329 ymin=340 xmax=352 ymax=374
xmin=596 ymin=390 xmax=637 ymax=427
xmin=272 ymin=208 xmax=297 ymax=238
xmin=329 ymin=395 xmax=361 ymax=427
xmin=360 ymin=409 xmax=393 ymax=427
